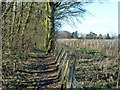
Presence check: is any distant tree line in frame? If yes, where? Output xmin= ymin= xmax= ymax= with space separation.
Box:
xmin=57 ymin=31 xmax=117 ymax=39
xmin=80 ymin=31 xmax=114 ymax=39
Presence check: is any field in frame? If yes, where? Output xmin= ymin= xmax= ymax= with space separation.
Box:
xmin=57 ymin=39 xmax=119 ymax=88
xmin=57 ymin=39 xmax=118 ymax=57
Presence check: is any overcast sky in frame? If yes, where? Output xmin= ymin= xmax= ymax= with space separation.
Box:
xmin=60 ymin=1 xmax=118 ymax=36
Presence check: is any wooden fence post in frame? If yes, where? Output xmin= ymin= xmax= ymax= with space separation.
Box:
xmin=57 ymin=52 xmax=67 ymax=78
xmin=55 ymin=48 xmax=63 ymax=62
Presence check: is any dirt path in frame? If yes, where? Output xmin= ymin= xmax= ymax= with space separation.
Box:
xmin=3 ymin=53 xmax=61 ymax=89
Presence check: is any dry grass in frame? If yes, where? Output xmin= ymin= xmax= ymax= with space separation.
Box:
xmin=57 ymin=39 xmax=118 ymax=57
xmin=57 ymin=39 xmax=119 ymax=88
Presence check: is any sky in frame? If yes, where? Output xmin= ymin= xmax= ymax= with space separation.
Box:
xmin=60 ymin=1 xmax=118 ymax=36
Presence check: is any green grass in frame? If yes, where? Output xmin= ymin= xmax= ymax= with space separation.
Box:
xmin=80 ymin=48 xmax=100 ymax=54
xmin=32 ymin=47 xmax=47 ymax=53
xmin=27 ymin=86 xmax=35 ymax=88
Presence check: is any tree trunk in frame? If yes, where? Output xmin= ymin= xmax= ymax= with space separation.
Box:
xmin=46 ymin=2 xmax=55 ymax=53
xmin=44 ymin=2 xmax=49 ymax=48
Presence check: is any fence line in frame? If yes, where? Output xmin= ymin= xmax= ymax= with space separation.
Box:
xmin=54 ymin=42 xmax=84 ymax=89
